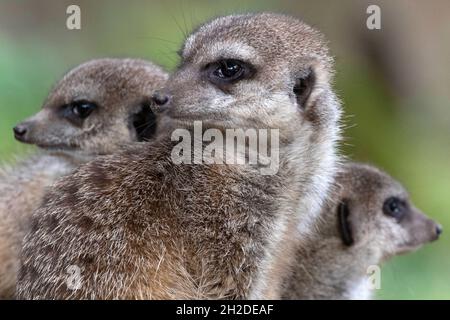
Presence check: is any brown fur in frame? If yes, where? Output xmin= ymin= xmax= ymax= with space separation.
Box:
xmin=281 ymin=162 xmax=441 ymax=300
xmin=17 ymin=13 xmax=342 ymax=299
xmin=0 ymin=58 xmax=167 ymax=298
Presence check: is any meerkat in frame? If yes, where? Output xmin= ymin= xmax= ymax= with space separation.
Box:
xmin=281 ymin=162 xmax=442 ymax=300
xmin=0 ymin=58 xmax=168 ymax=299
xmin=17 ymin=13 xmax=342 ymax=299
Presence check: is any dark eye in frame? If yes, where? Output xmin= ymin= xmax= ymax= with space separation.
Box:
xmin=207 ymin=59 xmax=252 ymax=85
xmin=383 ymin=197 xmax=407 ymax=221
xmin=71 ymin=101 xmax=96 ymax=119
xmin=214 ymin=60 xmax=243 ymax=79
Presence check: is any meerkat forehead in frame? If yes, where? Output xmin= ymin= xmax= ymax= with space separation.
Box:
xmin=338 ymin=163 xmax=408 ymax=205
xmin=182 ymin=13 xmax=333 ymax=71
xmin=44 ymin=58 xmax=168 ymax=109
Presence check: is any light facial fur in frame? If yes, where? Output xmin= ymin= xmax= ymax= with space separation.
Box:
xmin=281 ymin=162 xmax=442 ymax=300
xmin=0 ymin=58 xmax=168 ymax=298
xmin=17 ymin=13 xmax=341 ymax=299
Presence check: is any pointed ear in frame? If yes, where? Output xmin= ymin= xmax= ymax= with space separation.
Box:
xmin=337 ymin=200 xmax=354 ymax=246
xmin=131 ymin=102 xmax=157 ymax=142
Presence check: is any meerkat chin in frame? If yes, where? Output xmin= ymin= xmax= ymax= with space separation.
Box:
xmin=281 ymin=162 xmax=442 ymax=300
xmin=16 ymin=13 xmax=341 ymax=300
xmin=0 ymin=58 xmax=167 ymax=299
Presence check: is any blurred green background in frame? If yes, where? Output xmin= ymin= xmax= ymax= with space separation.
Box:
xmin=0 ymin=0 xmax=449 ymax=299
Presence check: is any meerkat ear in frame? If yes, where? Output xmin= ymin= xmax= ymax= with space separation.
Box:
xmin=337 ymin=200 xmax=354 ymax=246
xmin=293 ymin=67 xmax=315 ymax=109
xmin=131 ymin=102 xmax=157 ymax=142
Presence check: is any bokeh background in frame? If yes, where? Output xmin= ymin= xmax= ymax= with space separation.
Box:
xmin=0 ymin=0 xmax=449 ymax=299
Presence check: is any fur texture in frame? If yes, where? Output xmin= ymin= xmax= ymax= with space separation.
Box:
xmin=281 ymin=162 xmax=441 ymax=300
xmin=17 ymin=13 xmax=341 ymax=299
xmin=0 ymin=58 xmax=168 ymax=298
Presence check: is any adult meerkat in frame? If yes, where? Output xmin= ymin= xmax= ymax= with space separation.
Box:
xmin=17 ymin=13 xmax=341 ymax=299
xmin=281 ymin=162 xmax=442 ymax=300
xmin=0 ymin=58 xmax=168 ymax=298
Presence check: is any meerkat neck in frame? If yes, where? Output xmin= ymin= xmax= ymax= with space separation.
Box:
xmin=310 ymin=204 xmax=382 ymax=299
xmin=45 ymin=149 xmax=95 ymax=166
xmin=283 ymin=228 xmax=380 ymax=300
xmin=249 ymin=130 xmax=339 ymax=299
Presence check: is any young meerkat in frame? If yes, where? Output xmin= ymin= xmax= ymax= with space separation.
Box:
xmin=0 ymin=58 xmax=168 ymax=298
xmin=281 ymin=162 xmax=442 ymax=300
xmin=17 ymin=13 xmax=341 ymax=299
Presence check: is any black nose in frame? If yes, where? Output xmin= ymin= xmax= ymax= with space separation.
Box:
xmin=13 ymin=124 xmax=27 ymax=138
xmin=436 ymin=225 xmax=443 ymax=236
xmin=152 ymin=91 xmax=170 ymax=106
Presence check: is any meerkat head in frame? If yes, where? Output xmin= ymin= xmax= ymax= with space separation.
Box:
xmin=13 ymin=58 xmax=168 ymax=156
xmin=154 ymin=13 xmax=340 ymax=142
xmin=335 ymin=163 xmax=442 ymax=261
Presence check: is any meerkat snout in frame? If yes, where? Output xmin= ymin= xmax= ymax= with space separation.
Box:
xmin=381 ymin=196 xmax=442 ymax=244
xmin=12 ymin=124 xmax=28 ymax=141
xmin=13 ymin=100 xmax=97 ymax=145
xmin=339 ymin=197 xmax=442 ymax=254
xmin=436 ymin=224 xmax=443 ymax=236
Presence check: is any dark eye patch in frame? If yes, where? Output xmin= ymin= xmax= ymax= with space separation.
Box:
xmin=204 ymin=59 xmax=255 ymax=89
xmin=383 ymin=197 xmax=408 ymax=222
xmin=60 ymin=100 xmax=98 ymax=126
xmin=72 ymin=101 xmax=96 ymax=119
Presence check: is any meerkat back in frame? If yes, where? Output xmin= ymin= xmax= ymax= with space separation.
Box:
xmin=17 ymin=14 xmax=342 ymax=300
xmin=0 ymin=58 xmax=168 ymax=298
xmin=281 ymin=162 xmax=441 ymax=300
xmin=0 ymin=153 xmax=74 ymax=298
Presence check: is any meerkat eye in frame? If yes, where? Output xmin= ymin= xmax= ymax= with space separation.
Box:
xmin=71 ymin=101 xmax=97 ymax=119
xmin=383 ymin=197 xmax=407 ymax=221
xmin=214 ymin=60 xmax=243 ymax=79
xmin=206 ymin=59 xmax=253 ymax=86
